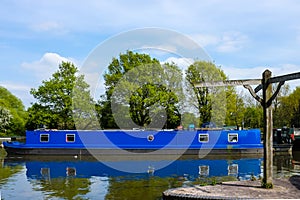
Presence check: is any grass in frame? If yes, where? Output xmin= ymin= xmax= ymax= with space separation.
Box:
xmin=261 ymin=178 xmax=274 ymax=189
xmin=0 ymin=147 xmax=7 ymax=158
xmin=193 ymin=176 xmax=238 ymax=186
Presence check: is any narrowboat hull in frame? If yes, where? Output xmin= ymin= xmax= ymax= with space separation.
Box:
xmin=2 ymin=129 xmax=263 ymax=155
xmin=3 ymin=145 xmax=263 ymax=155
xmin=292 ymin=137 xmax=300 ymax=151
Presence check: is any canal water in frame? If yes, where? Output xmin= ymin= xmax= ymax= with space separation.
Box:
xmin=0 ymin=149 xmax=299 ymax=200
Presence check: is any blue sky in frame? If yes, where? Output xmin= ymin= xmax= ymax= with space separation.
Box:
xmin=1 ymin=0 xmax=300 ymax=107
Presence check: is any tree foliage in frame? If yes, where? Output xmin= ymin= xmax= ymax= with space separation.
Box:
xmin=72 ymin=75 xmax=98 ymax=130
xmin=225 ymin=88 xmax=246 ymax=129
xmin=181 ymin=112 xmax=198 ymax=129
xmin=275 ymin=86 xmax=300 ymax=127
xmin=185 ymin=61 xmax=227 ymax=127
xmin=243 ymin=105 xmax=263 ymax=128
xmin=5 ymin=52 xmax=298 ymax=133
xmin=98 ymin=51 xmax=182 ymax=129
xmin=27 ymin=62 xmax=94 ymax=130
xmin=128 ymin=83 xmax=180 ymax=128
xmin=99 ymin=51 xmax=160 ymax=129
xmin=0 ymin=86 xmax=27 ymax=135
xmin=0 ymin=107 xmax=12 ymax=133
xmin=273 ymin=84 xmax=291 ymax=127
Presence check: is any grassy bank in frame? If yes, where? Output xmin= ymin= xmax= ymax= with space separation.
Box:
xmin=0 ymin=147 xmax=7 ymax=158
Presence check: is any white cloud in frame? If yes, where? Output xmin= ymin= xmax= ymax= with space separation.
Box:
xmin=223 ymin=64 xmax=300 ymax=80
xmin=222 ymin=65 xmax=265 ymax=80
xmin=190 ymin=34 xmax=219 ymax=47
xmin=0 ymin=82 xmax=31 ymax=91
xmin=14 ymin=53 xmax=80 ymax=107
xmin=161 ymin=57 xmax=194 ymax=71
xmin=1 ymin=52 xmax=77 ymax=108
xmin=21 ymin=52 xmax=77 ymax=82
xmin=222 ymin=64 xmax=300 ymax=92
xmin=30 ymin=21 xmax=67 ymax=34
xmin=216 ymin=32 xmax=249 ymax=53
xmin=270 ymin=64 xmax=300 ymax=77
xmin=190 ymin=32 xmax=249 ymax=53
xmin=140 ymin=45 xmax=178 ymax=55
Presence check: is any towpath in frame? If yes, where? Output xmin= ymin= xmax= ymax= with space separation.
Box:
xmin=163 ymin=176 xmax=300 ymax=199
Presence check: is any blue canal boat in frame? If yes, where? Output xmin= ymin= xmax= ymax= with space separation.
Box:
xmin=2 ymin=129 xmax=263 ymax=155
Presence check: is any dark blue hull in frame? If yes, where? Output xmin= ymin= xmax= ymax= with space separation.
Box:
xmin=3 ymin=146 xmax=263 ymax=155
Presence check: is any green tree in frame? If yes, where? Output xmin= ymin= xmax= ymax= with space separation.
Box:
xmin=72 ymin=75 xmax=99 ymax=130
xmin=273 ymin=84 xmax=290 ymax=128
xmin=276 ymin=87 xmax=300 ymax=127
xmin=128 ymin=83 xmax=180 ymax=128
xmin=225 ymin=89 xmax=246 ymax=129
xmin=243 ymin=106 xmax=263 ymax=129
xmin=185 ymin=61 xmax=227 ymax=127
xmin=0 ymin=106 xmax=12 ymax=133
xmin=99 ymin=51 xmax=182 ymax=129
xmin=181 ymin=112 xmax=198 ymax=129
xmin=27 ymin=62 xmax=94 ymax=130
xmin=0 ymin=86 xmax=27 ymax=135
xmin=242 ymin=96 xmax=263 ymax=129
xmin=99 ymin=51 xmax=160 ymax=129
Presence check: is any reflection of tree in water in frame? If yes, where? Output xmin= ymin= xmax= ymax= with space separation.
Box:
xmin=33 ymin=177 xmax=91 ymax=200
xmin=104 ymin=175 xmax=239 ymax=200
xmin=105 ymin=176 xmax=183 ymax=200
xmin=0 ymin=159 xmax=23 ymax=185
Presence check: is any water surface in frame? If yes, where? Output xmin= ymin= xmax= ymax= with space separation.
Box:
xmin=0 ymin=150 xmax=299 ymax=200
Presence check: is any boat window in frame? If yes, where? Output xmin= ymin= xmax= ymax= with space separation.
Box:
xmin=228 ymin=133 xmax=238 ymax=143
xmin=40 ymin=134 xmax=49 ymax=142
xmin=228 ymin=164 xmax=238 ymax=176
xmin=66 ymin=134 xmax=75 ymax=142
xmin=199 ymin=165 xmax=209 ymax=176
xmin=66 ymin=167 xmax=76 ymax=176
xmin=199 ymin=134 xmax=209 ymax=143
xmin=40 ymin=168 xmax=50 ymax=179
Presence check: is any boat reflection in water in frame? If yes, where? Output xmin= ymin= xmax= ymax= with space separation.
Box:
xmin=4 ymin=154 xmax=262 ymax=181
xmin=2 ymin=154 xmax=263 ymax=200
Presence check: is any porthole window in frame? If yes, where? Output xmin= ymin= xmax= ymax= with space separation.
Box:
xmin=199 ymin=134 xmax=209 ymax=143
xmin=66 ymin=134 xmax=75 ymax=142
xmin=147 ymin=135 xmax=154 ymax=142
xmin=228 ymin=133 xmax=238 ymax=143
xmin=40 ymin=134 xmax=49 ymax=142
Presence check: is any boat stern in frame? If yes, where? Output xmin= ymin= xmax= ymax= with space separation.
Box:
xmin=2 ymin=141 xmax=25 ymax=155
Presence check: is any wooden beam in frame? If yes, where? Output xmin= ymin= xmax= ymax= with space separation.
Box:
xmin=243 ymin=85 xmax=262 ymax=103
xmin=194 ymin=79 xmax=261 ymax=87
xmin=255 ymin=72 xmax=300 ymax=93
xmin=194 ymin=72 xmax=300 ymax=89
xmin=269 ymin=71 xmax=300 ymax=84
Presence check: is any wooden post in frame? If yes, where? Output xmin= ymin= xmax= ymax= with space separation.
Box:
xmin=262 ymin=70 xmax=273 ymax=188
xmin=193 ymin=70 xmax=300 ymax=189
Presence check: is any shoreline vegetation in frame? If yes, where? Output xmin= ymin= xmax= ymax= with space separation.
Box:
xmin=1 ymin=52 xmax=300 ymax=138
xmin=0 ymin=147 xmax=7 ymax=158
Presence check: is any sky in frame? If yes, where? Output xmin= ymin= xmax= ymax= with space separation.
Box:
xmin=1 ymin=0 xmax=300 ymax=108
